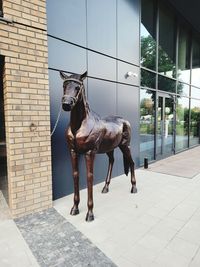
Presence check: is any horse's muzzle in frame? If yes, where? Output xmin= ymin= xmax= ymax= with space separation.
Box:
xmin=62 ymin=96 xmax=75 ymax=111
xmin=62 ymin=103 xmax=72 ymax=111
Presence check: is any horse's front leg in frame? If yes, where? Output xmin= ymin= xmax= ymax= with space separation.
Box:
xmin=85 ymin=150 xmax=95 ymax=222
xmin=70 ymin=149 xmax=80 ymax=216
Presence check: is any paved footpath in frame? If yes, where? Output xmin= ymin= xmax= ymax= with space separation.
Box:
xmin=1 ymin=146 xmax=200 ymax=266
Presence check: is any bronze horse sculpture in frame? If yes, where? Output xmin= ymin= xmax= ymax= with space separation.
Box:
xmin=60 ymin=71 xmax=137 ymax=222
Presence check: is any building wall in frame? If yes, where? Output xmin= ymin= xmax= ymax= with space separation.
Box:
xmin=47 ymin=0 xmax=140 ymax=199
xmin=0 ymin=0 xmax=52 ymax=217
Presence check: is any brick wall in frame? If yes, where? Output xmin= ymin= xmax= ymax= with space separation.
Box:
xmin=0 ymin=0 xmax=52 ymax=217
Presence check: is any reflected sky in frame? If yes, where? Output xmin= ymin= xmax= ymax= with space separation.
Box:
xmin=191 ymin=87 xmax=200 ymax=99
xmin=192 ymin=68 xmax=200 ymax=88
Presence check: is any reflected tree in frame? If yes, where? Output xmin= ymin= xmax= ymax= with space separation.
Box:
xmin=141 ymin=35 xmax=183 ymax=95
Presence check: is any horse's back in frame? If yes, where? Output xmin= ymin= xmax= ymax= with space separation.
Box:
xmin=96 ymin=115 xmax=131 ymax=153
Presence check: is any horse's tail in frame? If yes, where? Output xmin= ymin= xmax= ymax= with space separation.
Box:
xmin=123 ymin=155 xmax=130 ymax=176
xmin=121 ymin=120 xmax=131 ymax=176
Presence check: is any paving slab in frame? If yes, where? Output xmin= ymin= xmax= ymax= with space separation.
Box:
xmin=54 ymin=152 xmax=200 ymax=267
xmin=0 ymin=192 xmax=39 ymax=267
xmin=147 ymin=146 xmax=200 ymax=178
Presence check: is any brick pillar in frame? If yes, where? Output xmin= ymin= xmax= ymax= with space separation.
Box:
xmin=0 ymin=0 xmax=52 ymax=217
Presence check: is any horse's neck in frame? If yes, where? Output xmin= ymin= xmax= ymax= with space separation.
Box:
xmin=70 ymin=97 xmax=89 ymax=134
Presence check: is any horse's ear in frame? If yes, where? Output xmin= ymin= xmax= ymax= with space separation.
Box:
xmin=60 ymin=71 xmax=68 ymax=80
xmin=80 ymin=71 xmax=87 ymax=80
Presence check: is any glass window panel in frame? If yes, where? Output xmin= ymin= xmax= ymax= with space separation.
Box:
xmin=177 ymin=82 xmax=189 ymax=97
xmin=141 ymin=69 xmax=156 ymax=89
xmin=0 ymin=0 xmax=3 ymax=16
xmin=140 ymin=89 xmax=155 ymax=165
xmin=158 ymin=75 xmax=176 ymax=93
xmin=192 ymin=37 xmax=200 ymax=87
xmin=158 ymin=4 xmax=176 ymax=78
xmin=141 ymin=0 xmax=156 ymax=70
xmin=176 ymin=96 xmax=189 ymax=151
xmin=191 ymin=87 xmax=200 ymax=99
xmin=178 ymin=25 xmax=191 ymax=83
xmin=190 ymin=98 xmax=200 ymax=146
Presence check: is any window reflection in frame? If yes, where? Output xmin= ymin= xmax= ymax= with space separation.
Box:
xmin=190 ymin=98 xmax=200 ymax=146
xmin=141 ymin=0 xmax=156 ymax=70
xmin=177 ymin=82 xmax=189 ymax=97
xmin=158 ymin=4 xmax=176 ymax=78
xmin=141 ymin=69 xmax=156 ymax=89
xmin=140 ymin=89 xmax=155 ymax=164
xmin=192 ymin=37 xmax=200 ymax=87
xmin=176 ymin=96 xmax=189 ymax=151
xmin=178 ymin=26 xmax=191 ymax=83
xmin=0 ymin=0 xmax=2 ymax=17
xmin=158 ymin=75 xmax=176 ymax=93
xmin=191 ymin=87 xmax=200 ymax=99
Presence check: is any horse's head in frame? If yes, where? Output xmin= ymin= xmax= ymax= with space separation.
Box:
xmin=60 ymin=71 xmax=87 ymax=111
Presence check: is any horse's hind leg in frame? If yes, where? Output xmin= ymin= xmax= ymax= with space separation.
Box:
xmin=102 ymin=150 xmax=114 ymax=193
xmin=119 ymin=145 xmax=137 ymax=193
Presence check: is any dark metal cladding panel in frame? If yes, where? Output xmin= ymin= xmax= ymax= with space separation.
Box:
xmin=117 ymin=0 xmax=140 ymax=65
xmin=46 ymin=0 xmax=87 ymax=46
xmin=87 ymin=78 xmax=117 ymax=120
xmin=88 ymin=51 xmax=116 ymax=81
xmin=118 ymin=61 xmax=140 ymax=86
xmin=117 ymin=84 xmax=140 ymax=168
xmin=48 ymin=36 xmax=87 ymax=73
xmin=87 ymin=0 xmax=117 ymax=57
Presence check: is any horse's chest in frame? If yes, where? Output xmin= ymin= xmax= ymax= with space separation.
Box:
xmin=67 ymin=128 xmax=99 ymax=153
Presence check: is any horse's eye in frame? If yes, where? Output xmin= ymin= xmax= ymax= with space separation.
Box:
xmin=76 ymin=86 xmax=80 ymax=91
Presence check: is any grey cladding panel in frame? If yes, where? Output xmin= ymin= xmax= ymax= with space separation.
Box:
xmin=118 ymin=61 xmax=140 ymax=86
xmin=46 ymin=0 xmax=86 ymax=46
xmin=87 ymin=78 xmax=117 ymax=116
xmin=117 ymin=84 xmax=140 ymax=167
xmin=117 ymin=0 xmax=140 ymax=65
xmin=88 ymin=51 xmax=116 ymax=81
xmin=87 ymin=0 xmax=117 ymax=57
xmin=48 ymin=36 xmax=87 ymax=73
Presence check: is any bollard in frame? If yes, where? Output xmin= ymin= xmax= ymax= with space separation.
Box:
xmin=144 ymin=157 xmax=148 ymax=169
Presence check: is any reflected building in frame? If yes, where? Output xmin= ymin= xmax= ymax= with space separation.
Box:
xmin=140 ymin=0 xmax=200 ymax=165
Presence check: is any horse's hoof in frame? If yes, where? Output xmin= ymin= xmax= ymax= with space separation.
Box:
xmin=85 ymin=212 xmax=94 ymax=222
xmin=102 ymin=186 xmax=109 ymax=194
xmin=131 ymin=186 xmax=137 ymax=194
xmin=70 ymin=207 xmax=79 ymax=216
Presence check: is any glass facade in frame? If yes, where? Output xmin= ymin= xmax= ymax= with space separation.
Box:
xmin=176 ymin=96 xmax=189 ymax=151
xmin=140 ymin=89 xmax=155 ymax=163
xmin=158 ymin=3 xmax=176 ymax=79
xmin=141 ymin=0 xmax=156 ymax=70
xmin=140 ymin=0 xmax=200 ymax=165
xmin=0 ymin=0 xmax=2 ymax=16
xmin=192 ymin=37 xmax=200 ymax=87
xmin=178 ymin=25 xmax=191 ymax=83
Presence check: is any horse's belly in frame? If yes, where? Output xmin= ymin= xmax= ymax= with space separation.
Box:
xmin=98 ymin=132 xmax=122 ymax=153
